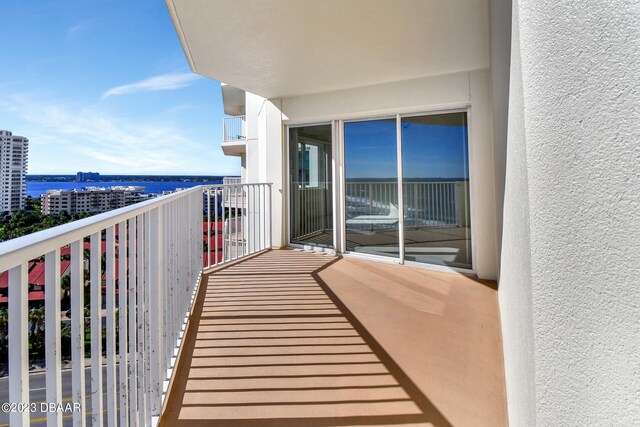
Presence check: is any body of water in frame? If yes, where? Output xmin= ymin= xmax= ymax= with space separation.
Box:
xmin=27 ymin=180 xmax=222 ymax=198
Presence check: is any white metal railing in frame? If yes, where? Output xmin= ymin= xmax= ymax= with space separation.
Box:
xmin=0 ymin=187 xmax=204 ymax=426
xmin=344 ymin=180 xmax=470 ymax=231
xmin=203 ymin=183 xmax=272 ymax=268
xmin=222 ymin=177 xmax=244 ymax=195
xmin=222 ymin=116 xmax=246 ymax=142
xmin=222 ymin=176 xmax=243 ymax=186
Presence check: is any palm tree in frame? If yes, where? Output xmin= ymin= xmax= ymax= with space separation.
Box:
xmin=0 ymin=308 xmax=8 ymax=359
xmin=29 ymin=307 xmax=46 ymax=357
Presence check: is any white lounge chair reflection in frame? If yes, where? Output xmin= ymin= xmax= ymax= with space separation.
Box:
xmin=346 ymin=204 xmax=399 ymax=228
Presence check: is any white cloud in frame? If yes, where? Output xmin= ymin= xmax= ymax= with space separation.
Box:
xmin=66 ymin=21 xmax=91 ymax=39
xmin=102 ymin=73 xmax=200 ymax=99
xmin=0 ymin=94 xmax=238 ymax=175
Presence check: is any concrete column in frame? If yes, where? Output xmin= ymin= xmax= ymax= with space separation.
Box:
xmin=258 ymin=98 xmax=285 ymax=248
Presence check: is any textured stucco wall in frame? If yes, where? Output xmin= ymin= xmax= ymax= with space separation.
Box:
xmin=490 ymin=0 xmax=512 ymax=259
xmin=498 ymin=1 xmax=536 ymax=424
xmin=257 ymin=98 xmax=285 ymax=248
xmin=500 ymin=0 xmax=640 ymax=425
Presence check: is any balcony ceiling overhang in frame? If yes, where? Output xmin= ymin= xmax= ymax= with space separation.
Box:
xmin=221 ymin=83 xmax=246 ymax=116
xmin=221 ymin=140 xmax=246 ymax=156
xmin=166 ymin=0 xmax=490 ymax=99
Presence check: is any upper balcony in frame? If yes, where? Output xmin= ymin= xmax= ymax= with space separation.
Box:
xmin=221 ymin=115 xmax=246 ymax=157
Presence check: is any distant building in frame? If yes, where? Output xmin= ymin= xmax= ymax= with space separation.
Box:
xmin=41 ymin=185 xmax=146 ymax=215
xmin=0 ymin=130 xmax=29 ymax=212
xmin=76 ymin=171 xmax=100 ymax=182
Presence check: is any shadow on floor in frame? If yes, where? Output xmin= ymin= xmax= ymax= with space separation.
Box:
xmin=160 ymin=250 xmax=452 ymax=426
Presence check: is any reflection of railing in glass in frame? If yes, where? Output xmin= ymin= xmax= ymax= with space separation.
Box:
xmin=291 ymin=187 xmax=330 ymax=240
xmin=288 ymin=125 xmax=333 ymax=247
xmin=345 ymin=180 xmax=469 ymax=231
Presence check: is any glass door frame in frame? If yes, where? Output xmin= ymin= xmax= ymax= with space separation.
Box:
xmin=285 ymin=107 xmax=476 ymax=275
xmin=285 ymin=121 xmax=337 ymax=254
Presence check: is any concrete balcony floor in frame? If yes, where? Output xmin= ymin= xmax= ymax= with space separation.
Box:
xmin=159 ymin=249 xmax=506 ymax=426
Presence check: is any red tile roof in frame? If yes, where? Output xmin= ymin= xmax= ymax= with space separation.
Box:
xmin=28 ymin=291 xmax=45 ymax=301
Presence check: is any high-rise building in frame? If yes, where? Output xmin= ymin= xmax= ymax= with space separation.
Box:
xmin=0 ymin=130 xmax=29 ymax=213
xmin=76 ymin=171 xmax=100 ymax=182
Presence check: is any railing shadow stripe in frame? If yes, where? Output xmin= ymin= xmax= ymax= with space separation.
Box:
xmin=179 ymin=398 xmax=414 ymax=407
xmin=159 ymin=251 xmax=452 ymax=427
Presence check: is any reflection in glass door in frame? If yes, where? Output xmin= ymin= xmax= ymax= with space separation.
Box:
xmin=344 ymin=119 xmax=399 ymax=259
xmin=401 ymin=113 xmax=472 ymax=269
xmin=289 ymin=125 xmax=333 ymax=248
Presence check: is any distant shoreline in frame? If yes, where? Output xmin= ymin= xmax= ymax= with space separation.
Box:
xmin=26 ymin=174 xmax=233 ymax=183
xmin=25 ymin=178 xmax=229 ymax=198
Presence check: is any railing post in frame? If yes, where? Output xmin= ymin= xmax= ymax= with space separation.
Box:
xmin=143 ymin=211 xmax=152 ymax=425
xmin=234 ymin=186 xmax=239 ymax=260
xmin=117 ymin=220 xmax=129 ymax=427
xmin=90 ymin=232 xmax=104 ymax=427
xmin=105 ymin=226 xmax=117 ymax=427
xmin=268 ymin=184 xmax=272 ymax=248
xmin=70 ymin=239 xmax=87 ymax=426
xmin=149 ymin=207 xmax=164 ymax=420
xmin=214 ymin=188 xmax=219 ymax=265
xmin=163 ymin=203 xmax=173 ymax=373
xmin=206 ymin=188 xmax=211 ymax=268
xmin=127 ymin=217 xmax=138 ymax=426
xmin=8 ymin=263 xmax=29 ymax=427
xmin=136 ymin=214 xmax=146 ymax=426
xmin=414 ymin=183 xmax=419 ymax=229
xmin=222 ymin=187 xmax=227 ymax=262
xmin=45 ymin=249 xmax=62 ymax=427
xmin=260 ymin=184 xmax=265 ymax=250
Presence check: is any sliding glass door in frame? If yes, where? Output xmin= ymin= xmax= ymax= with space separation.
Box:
xmin=287 ymin=111 xmax=472 ymax=271
xmin=341 ymin=112 xmax=472 ymax=270
xmin=289 ymin=125 xmax=333 ymax=248
xmin=401 ymin=113 xmax=471 ymax=269
xmin=343 ymin=119 xmax=399 ymax=259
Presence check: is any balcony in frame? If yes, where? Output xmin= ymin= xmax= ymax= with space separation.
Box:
xmin=159 ymin=250 xmax=506 ymax=426
xmin=0 ymin=182 xmax=506 ymax=426
xmin=221 ymin=116 xmax=246 ymax=157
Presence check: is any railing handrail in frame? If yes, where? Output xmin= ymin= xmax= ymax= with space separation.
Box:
xmin=0 ymin=186 xmax=204 ymax=272
xmin=345 ymin=180 xmax=464 ymax=184
xmin=205 ymin=182 xmax=271 ymax=188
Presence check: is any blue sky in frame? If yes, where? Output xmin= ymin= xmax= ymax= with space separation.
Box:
xmin=0 ymin=0 xmax=239 ymax=175
xmin=344 ymin=120 xmax=469 ymax=180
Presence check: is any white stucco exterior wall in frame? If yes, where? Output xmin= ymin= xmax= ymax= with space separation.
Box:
xmin=243 ymin=92 xmax=262 ymax=184
xmin=256 ymin=98 xmax=285 ymax=248
xmin=500 ymin=0 xmax=640 ymax=425
xmin=498 ymin=1 xmax=536 ymax=424
xmin=489 ymin=0 xmax=512 ymax=258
